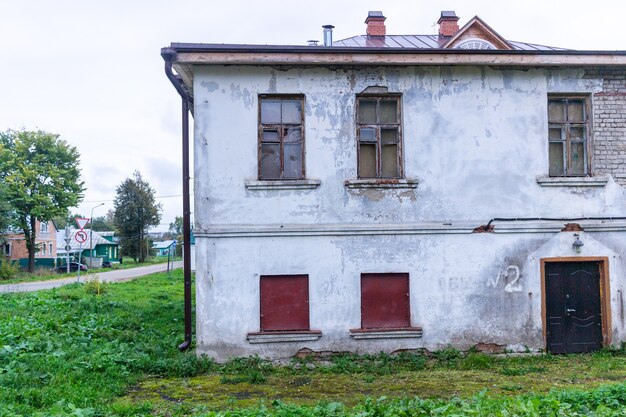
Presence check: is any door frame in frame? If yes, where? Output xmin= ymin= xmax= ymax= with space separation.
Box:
xmin=540 ymin=257 xmax=612 ymax=349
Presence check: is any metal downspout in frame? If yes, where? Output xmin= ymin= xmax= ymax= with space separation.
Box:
xmin=162 ymin=48 xmax=193 ymax=351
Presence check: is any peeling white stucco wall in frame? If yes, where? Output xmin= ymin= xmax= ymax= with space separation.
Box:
xmin=192 ymin=64 xmax=626 ymax=361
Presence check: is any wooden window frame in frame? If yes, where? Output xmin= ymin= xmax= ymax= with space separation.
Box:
xmin=258 ymin=95 xmax=305 ymax=180
xmin=540 ymin=257 xmax=612 ymax=348
xmin=356 ymin=94 xmax=403 ymax=179
xmin=548 ymin=94 xmax=592 ymax=177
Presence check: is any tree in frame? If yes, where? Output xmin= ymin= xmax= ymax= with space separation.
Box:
xmin=113 ymin=171 xmax=162 ymax=263
xmin=0 ymin=130 xmax=84 ymax=272
xmin=91 ymin=211 xmax=116 ymax=231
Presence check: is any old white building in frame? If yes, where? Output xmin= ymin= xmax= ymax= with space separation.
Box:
xmin=163 ymin=11 xmax=626 ymax=361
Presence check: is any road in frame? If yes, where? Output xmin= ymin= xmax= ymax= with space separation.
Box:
xmin=0 ymin=261 xmax=183 ymax=294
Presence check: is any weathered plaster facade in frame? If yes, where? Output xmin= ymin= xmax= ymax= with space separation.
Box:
xmin=185 ymin=63 xmax=626 ymax=361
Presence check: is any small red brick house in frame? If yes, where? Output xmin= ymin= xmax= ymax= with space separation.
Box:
xmin=3 ymin=220 xmax=57 ymax=267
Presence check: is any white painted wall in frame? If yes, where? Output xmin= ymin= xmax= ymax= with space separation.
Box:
xmin=191 ymin=64 xmax=626 ymax=360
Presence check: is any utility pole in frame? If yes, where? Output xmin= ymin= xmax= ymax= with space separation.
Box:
xmin=89 ymin=203 xmax=105 ymax=267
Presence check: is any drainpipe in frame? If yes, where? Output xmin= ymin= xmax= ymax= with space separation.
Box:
xmin=477 ymin=216 xmax=626 ymax=232
xmin=162 ymin=48 xmax=193 ymax=351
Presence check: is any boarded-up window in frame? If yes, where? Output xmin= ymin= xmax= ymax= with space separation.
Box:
xmin=361 ymin=273 xmax=410 ymax=329
xmin=259 ymin=96 xmax=305 ymax=180
xmin=548 ymin=96 xmax=590 ymax=176
xmin=260 ymin=275 xmax=309 ymax=331
xmin=356 ymin=95 xmax=402 ymax=178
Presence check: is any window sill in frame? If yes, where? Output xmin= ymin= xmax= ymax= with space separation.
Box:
xmin=536 ymin=175 xmax=609 ymax=187
xmin=245 ymin=179 xmax=321 ymax=191
xmin=349 ymin=327 xmax=423 ymax=340
xmin=246 ymin=330 xmax=322 ymax=344
xmin=344 ymin=178 xmax=419 ymax=189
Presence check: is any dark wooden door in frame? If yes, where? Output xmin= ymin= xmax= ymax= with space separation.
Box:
xmin=545 ymin=262 xmax=603 ymax=354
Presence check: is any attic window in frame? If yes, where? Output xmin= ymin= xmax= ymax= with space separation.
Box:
xmin=456 ymin=39 xmax=496 ymax=50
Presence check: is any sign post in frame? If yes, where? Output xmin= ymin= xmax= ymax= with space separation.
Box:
xmin=64 ymin=224 xmax=71 ymax=274
xmin=74 ymin=230 xmax=88 ymax=282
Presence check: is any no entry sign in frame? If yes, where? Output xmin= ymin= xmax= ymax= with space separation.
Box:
xmin=75 ymin=230 xmax=88 ymax=243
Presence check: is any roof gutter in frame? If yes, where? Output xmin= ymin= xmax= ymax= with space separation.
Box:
xmin=162 ymin=47 xmax=194 ymax=352
xmin=168 ymin=43 xmax=626 ymax=67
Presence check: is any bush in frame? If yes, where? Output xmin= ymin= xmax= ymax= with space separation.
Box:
xmin=0 ymin=258 xmax=19 ymax=280
xmin=83 ymin=276 xmax=108 ymax=295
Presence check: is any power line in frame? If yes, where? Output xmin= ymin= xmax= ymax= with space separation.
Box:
xmin=82 ymin=194 xmax=192 ymax=203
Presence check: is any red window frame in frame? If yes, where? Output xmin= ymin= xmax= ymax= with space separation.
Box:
xmin=360 ymin=273 xmax=410 ymax=329
xmin=260 ymin=275 xmax=310 ymax=332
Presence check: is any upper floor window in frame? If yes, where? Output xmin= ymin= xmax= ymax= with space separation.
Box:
xmin=3 ymin=243 xmax=10 ymax=257
xmin=356 ymin=95 xmax=403 ymax=178
xmin=456 ymin=39 xmax=496 ymax=50
xmin=548 ymin=96 xmax=590 ymax=176
xmin=258 ymin=95 xmax=305 ymax=180
xmin=40 ymin=221 xmax=48 ymax=233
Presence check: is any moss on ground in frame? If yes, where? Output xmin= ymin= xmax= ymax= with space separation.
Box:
xmin=122 ymin=353 xmax=626 ymax=411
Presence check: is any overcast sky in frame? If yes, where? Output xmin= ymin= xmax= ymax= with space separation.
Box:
xmin=1 ymin=0 xmax=624 ymax=231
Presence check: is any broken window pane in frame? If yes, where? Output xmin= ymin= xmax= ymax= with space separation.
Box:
xmin=568 ymin=101 xmax=585 ymax=122
xmin=283 ymin=144 xmax=302 ymax=179
xmin=381 ymin=128 xmax=398 ymax=144
xmin=548 ymin=127 xmax=563 ymax=141
xmin=379 ymin=100 xmax=398 ymax=123
xmin=284 ymin=127 xmax=302 ymax=143
xmin=359 ymin=144 xmax=376 ymax=178
xmin=358 ymin=100 xmax=377 ymax=123
xmin=570 ymin=126 xmax=585 ymax=141
xmin=570 ymin=142 xmax=585 ymax=175
xmin=260 ymin=144 xmax=280 ymax=179
xmin=261 ymin=100 xmax=281 ymax=124
xmin=359 ymin=128 xmax=376 ymax=142
xmin=549 ymin=142 xmax=564 ymax=176
xmin=548 ymin=101 xmax=565 ymax=123
xmin=281 ymin=100 xmax=302 ymax=124
xmin=382 ymin=145 xmax=399 ymax=177
xmin=262 ymin=130 xmax=279 ymax=142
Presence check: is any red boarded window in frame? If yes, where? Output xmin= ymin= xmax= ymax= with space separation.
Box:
xmin=361 ymin=273 xmax=410 ymax=329
xmin=260 ymin=275 xmax=309 ymax=331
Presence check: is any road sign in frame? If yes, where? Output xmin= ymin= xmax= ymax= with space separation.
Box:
xmin=64 ymin=244 xmax=72 ymax=251
xmin=75 ymin=217 xmax=89 ymax=230
xmin=75 ymin=230 xmax=88 ymax=243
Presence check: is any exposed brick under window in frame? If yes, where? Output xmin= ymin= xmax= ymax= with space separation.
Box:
xmin=361 ymin=273 xmax=410 ymax=329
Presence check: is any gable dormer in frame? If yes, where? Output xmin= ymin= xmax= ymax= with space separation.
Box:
xmin=440 ymin=14 xmax=513 ymax=50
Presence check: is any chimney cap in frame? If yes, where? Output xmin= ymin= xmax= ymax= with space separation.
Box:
xmin=322 ymin=24 xmax=335 ymax=29
xmin=365 ymin=10 xmax=386 ymax=23
xmin=438 ymin=10 xmax=459 ymax=23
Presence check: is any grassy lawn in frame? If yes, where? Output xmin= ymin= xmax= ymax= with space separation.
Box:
xmin=1 ymin=271 xmax=624 ymax=416
xmin=0 ymin=256 xmax=181 ymax=285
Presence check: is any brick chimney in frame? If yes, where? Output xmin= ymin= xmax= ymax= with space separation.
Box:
xmin=437 ymin=11 xmax=459 ymax=37
xmin=365 ymin=11 xmax=386 ymax=36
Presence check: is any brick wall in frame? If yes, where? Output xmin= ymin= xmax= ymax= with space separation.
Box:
xmin=587 ymin=68 xmax=626 ymax=185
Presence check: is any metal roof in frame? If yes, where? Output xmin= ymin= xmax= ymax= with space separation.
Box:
xmin=332 ymin=35 xmax=567 ymax=51
xmin=56 ymin=228 xmax=118 ymax=254
xmin=153 ymin=240 xmax=177 ymax=249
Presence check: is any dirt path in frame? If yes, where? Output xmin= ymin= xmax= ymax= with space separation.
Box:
xmin=0 ymin=261 xmax=183 ymax=293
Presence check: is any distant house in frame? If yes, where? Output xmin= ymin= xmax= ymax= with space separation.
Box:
xmin=56 ymin=229 xmax=119 ymax=265
xmin=2 ymin=220 xmax=57 ymax=269
xmin=152 ymin=240 xmax=177 ymax=256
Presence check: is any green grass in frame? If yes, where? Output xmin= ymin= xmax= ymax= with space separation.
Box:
xmin=0 ymin=256 xmax=181 ymax=285
xmin=0 ymin=271 xmax=625 ymax=416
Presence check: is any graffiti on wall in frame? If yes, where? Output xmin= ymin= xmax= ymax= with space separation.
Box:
xmin=487 ymin=265 xmax=522 ymax=293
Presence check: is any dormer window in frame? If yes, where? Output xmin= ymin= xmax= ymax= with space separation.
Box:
xmin=456 ymin=39 xmax=496 ymax=50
